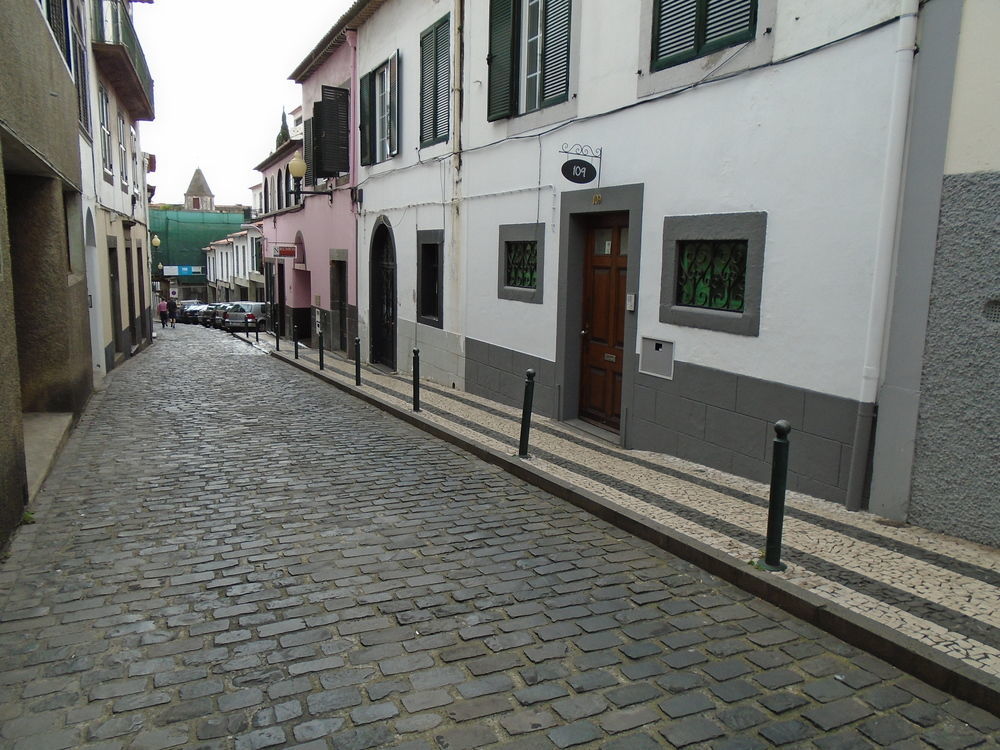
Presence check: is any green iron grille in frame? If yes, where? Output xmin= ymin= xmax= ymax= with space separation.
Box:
xmin=676 ymin=239 xmax=747 ymax=312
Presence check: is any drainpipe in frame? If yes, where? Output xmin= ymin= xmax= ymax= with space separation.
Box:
xmin=846 ymin=0 xmax=919 ymax=511
xmin=452 ymin=0 xmax=465 ymax=381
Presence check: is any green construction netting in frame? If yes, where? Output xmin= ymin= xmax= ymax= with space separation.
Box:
xmin=149 ymin=209 xmax=247 ymax=283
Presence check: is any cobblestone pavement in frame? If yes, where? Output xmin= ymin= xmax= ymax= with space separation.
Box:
xmin=263 ymin=331 xmax=1000 ymax=682
xmin=0 ymin=325 xmax=997 ymax=749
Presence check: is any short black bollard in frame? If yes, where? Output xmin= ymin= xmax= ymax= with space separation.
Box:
xmin=412 ymin=349 xmax=420 ymax=412
xmin=518 ymin=369 xmax=536 ymax=457
xmin=318 ymin=328 xmax=324 ymax=370
xmin=293 ymin=324 xmax=299 ymax=359
xmin=354 ymin=337 xmax=361 ymax=386
xmin=244 ymin=318 xmax=249 ymax=337
xmin=275 ymin=322 xmax=280 ymax=351
xmin=255 ymin=321 xmax=259 ymax=344
xmin=757 ymin=420 xmax=792 ymax=572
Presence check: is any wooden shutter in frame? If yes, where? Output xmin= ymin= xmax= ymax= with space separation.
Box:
xmin=420 ymin=26 xmax=436 ymax=145
xmin=434 ymin=20 xmax=450 ymax=141
xmin=315 ymin=86 xmax=350 ymax=176
xmin=487 ymin=0 xmax=519 ymax=122
xmin=652 ymin=0 xmax=698 ymax=69
xmin=303 ymin=118 xmax=314 ymax=186
xmin=388 ymin=51 xmax=400 ymax=157
xmin=540 ymin=0 xmax=571 ymax=108
xmin=704 ymin=0 xmax=756 ymax=48
xmin=359 ymin=72 xmax=374 ymax=166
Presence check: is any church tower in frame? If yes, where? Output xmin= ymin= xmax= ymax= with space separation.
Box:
xmin=184 ymin=167 xmax=215 ymax=211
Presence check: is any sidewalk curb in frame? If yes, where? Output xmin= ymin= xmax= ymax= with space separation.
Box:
xmin=267 ymin=344 xmax=1000 ymax=717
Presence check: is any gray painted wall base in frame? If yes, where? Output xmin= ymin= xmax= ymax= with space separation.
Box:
xmin=466 ymin=338 xmax=862 ymax=505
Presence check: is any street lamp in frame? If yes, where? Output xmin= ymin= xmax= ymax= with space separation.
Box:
xmin=151 ymin=234 xmax=161 ymax=247
xmin=286 ymin=151 xmax=332 ymax=204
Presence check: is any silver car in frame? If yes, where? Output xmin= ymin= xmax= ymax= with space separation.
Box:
xmin=224 ymin=302 xmax=268 ymax=331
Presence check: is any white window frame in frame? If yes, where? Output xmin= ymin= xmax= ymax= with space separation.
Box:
xmin=375 ymin=63 xmax=391 ymax=163
xmin=99 ymin=85 xmax=113 ymax=176
xmin=520 ymin=0 xmax=543 ymax=114
xmin=118 ymin=114 xmax=129 ymax=189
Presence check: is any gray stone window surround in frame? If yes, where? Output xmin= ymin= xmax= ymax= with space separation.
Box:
xmin=416 ymin=229 xmax=444 ymax=329
xmin=636 ymin=0 xmax=777 ymax=99
xmin=498 ymin=222 xmax=545 ymax=304
xmin=659 ymin=211 xmax=767 ymax=337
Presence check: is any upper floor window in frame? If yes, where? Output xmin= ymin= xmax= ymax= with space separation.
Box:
xmin=652 ymin=0 xmax=757 ymax=72
xmin=72 ymin=7 xmax=89 ymax=131
xmin=360 ymin=52 xmax=400 ymax=166
xmin=310 ymin=85 xmax=350 ymax=179
xmin=487 ymin=0 xmax=571 ymax=121
xmin=420 ymin=16 xmax=450 ymax=147
xmin=99 ymin=86 xmax=113 ymax=175
xmin=118 ymin=114 xmax=129 ymax=189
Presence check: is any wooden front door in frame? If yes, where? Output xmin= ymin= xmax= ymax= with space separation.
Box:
xmin=370 ymin=226 xmax=397 ymax=370
xmin=579 ymin=213 xmax=629 ymax=431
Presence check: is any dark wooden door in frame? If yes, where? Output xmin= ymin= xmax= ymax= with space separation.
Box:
xmin=579 ymin=213 xmax=629 ymax=431
xmin=371 ymin=227 xmax=397 ymax=370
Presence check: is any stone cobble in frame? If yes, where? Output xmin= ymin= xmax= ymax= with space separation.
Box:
xmin=0 ymin=325 xmax=997 ymax=749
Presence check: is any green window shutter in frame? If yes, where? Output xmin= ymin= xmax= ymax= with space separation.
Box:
xmin=652 ymin=0 xmax=698 ymax=70
xmin=315 ymin=85 xmax=350 ymax=176
xmin=388 ymin=51 xmax=400 ymax=157
xmin=487 ymin=0 xmax=519 ymax=122
xmin=420 ymin=26 xmax=436 ymax=145
xmin=540 ymin=0 xmax=571 ymax=108
xmin=434 ymin=20 xmax=450 ymax=141
xmin=303 ymin=117 xmax=314 ymax=186
xmin=359 ymin=72 xmax=374 ymax=166
xmin=704 ymin=0 xmax=756 ymax=50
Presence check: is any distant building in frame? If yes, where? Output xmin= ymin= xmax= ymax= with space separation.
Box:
xmin=150 ymin=168 xmax=248 ymax=301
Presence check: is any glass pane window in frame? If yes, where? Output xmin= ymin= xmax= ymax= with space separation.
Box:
xmin=118 ymin=115 xmax=129 ymax=186
xmin=375 ymin=64 xmax=390 ymax=163
xmin=521 ymin=0 xmax=543 ymax=112
xmin=593 ymin=228 xmax=613 ymax=256
xmin=99 ymin=86 xmax=113 ymax=174
xmin=675 ymin=239 xmax=747 ymax=312
xmin=505 ymin=240 xmax=538 ymax=289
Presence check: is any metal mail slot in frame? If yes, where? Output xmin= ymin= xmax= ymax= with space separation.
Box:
xmin=604 ymin=353 xmax=616 ymax=363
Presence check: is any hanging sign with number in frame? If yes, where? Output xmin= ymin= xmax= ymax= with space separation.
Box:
xmin=561 ymin=159 xmax=597 ymax=184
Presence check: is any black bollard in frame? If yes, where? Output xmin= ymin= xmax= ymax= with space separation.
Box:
xmin=275 ymin=320 xmax=280 ymax=351
xmin=318 ymin=327 xmax=324 ymax=370
xmin=412 ymin=349 xmax=420 ymax=412
xmin=758 ymin=420 xmax=792 ymax=571
xmin=354 ymin=337 xmax=361 ymax=386
xmin=244 ymin=318 xmax=249 ymax=338
xmin=293 ymin=324 xmax=299 ymax=359
xmin=255 ymin=320 xmax=259 ymax=344
xmin=518 ymin=369 xmax=536 ymax=457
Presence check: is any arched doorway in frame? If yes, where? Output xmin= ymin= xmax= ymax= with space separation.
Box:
xmin=370 ymin=218 xmax=396 ymax=370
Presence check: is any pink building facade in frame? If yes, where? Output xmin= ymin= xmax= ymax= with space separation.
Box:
xmin=254 ymin=29 xmax=359 ymax=351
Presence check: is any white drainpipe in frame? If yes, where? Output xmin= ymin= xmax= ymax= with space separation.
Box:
xmin=847 ymin=0 xmax=920 ymax=510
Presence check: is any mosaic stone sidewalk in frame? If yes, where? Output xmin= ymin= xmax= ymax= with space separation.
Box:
xmin=246 ymin=331 xmax=1000 ymax=687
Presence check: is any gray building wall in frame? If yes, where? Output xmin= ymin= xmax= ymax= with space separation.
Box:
xmin=907 ymin=171 xmax=1000 ymax=546
xmin=466 ymin=338 xmax=859 ymax=505
xmin=0 ymin=0 xmax=91 ymax=547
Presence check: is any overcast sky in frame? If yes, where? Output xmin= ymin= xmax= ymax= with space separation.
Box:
xmin=133 ymin=0 xmax=353 ymax=207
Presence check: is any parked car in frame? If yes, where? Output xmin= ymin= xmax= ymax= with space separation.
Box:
xmin=200 ymin=303 xmax=223 ymax=327
xmin=224 ymin=302 xmax=268 ymax=332
xmin=212 ymin=303 xmax=235 ymax=329
xmin=180 ymin=303 xmax=206 ymax=324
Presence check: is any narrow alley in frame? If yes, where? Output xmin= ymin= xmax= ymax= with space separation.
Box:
xmin=0 ymin=326 xmax=996 ymax=749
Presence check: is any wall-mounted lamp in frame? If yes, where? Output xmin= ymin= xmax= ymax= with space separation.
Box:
xmin=287 ymin=151 xmax=333 ymax=204
xmin=151 ymin=235 xmax=161 ymax=247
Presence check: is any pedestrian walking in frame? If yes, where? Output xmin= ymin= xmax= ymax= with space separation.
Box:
xmin=157 ymin=298 xmax=168 ymax=328
xmin=167 ymin=298 xmax=177 ymax=328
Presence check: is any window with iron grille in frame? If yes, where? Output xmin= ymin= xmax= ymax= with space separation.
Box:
xmin=417 ymin=230 xmax=444 ymax=328
xmin=675 ymin=239 xmax=747 ymax=312
xmin=659 ymin=212 xmax=766 ymax=336
xmin=420 ymin=16 xmax=450 ymax=147
xmin=652 ymin=0 xmax=757 ymax=72
xmin=505 ymin=241 xmax=537 ymax=289
xmin=498 ymin=223 xmax=545 ymax=303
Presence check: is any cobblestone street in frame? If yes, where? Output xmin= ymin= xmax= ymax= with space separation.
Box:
xmin=1 ymin=325 xmax=997 ymax=749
